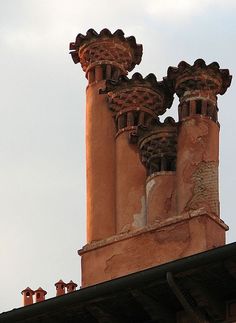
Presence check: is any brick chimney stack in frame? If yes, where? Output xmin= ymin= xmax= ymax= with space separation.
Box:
xmin=138 ymin=116 xmax=177 ymax=224
xmin=106 ymin=73 xmax=174 ymax=232
xmin=70 ymin=29 xmax=142 ymax=243
xmin=168 ymin=59 xmax=232 ymax=247
xmin=70 ymin=29 xmax=232 ymax=288
xmin=21 ymin=287 xmax=34 ymax=306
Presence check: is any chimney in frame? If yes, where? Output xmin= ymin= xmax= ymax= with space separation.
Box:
xmin=66 ymin=280 xmax=78 ymax=293
xmin=70 ymin=28 xmax=142 ymax=243
xmin=70 ymin=29 xmax=232 ymax=288
xmin=105 ymin=73 xmax=174 ymax=233
xmin=34 ymin=287 xmax=47 ymax=303
xmin=55 ymin=279 xmax=66 ymax=296
xmin=138 ymin=117 xmax=177 ymax=224
xmin=168 ymin=59 xmax=232 ymax=248
xmin=21 ymin=287 xmax=34 ymax=306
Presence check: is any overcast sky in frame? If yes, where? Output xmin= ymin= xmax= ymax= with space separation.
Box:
xmin=0 ymin=0 xmax=235 ymax=312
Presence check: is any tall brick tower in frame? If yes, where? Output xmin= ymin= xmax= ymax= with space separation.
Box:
xmin=70 ymin=29 xmax=232 ymax=287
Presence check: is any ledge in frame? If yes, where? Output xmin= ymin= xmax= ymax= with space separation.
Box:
xmin=79 ymin=210 xmax=228 ymax=255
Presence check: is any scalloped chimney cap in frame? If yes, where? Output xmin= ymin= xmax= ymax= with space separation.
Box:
xmin=70 ymin=28 xmax=142 ymax=72
xmin=167 ymin=58 xmax=232 ymax=96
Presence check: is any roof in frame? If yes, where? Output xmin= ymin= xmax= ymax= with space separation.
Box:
xmin=1 ymin=242 xmax=236 ymax=322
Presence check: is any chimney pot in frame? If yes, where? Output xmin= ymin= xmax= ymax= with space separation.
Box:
xmin=66 ymin=280 xmax=78 ymax=293
xmin=55 ymin=279 xmax=66 ymax=296
xmin=34 ymin=287 xmax=47 ymax=303
xmin=21 ymin=287 xmax=34 ymax=306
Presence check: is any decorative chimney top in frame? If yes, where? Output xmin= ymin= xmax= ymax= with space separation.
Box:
xmin=70 ymin=28 xmax=142 ymax=74
xmin=167 ymin=59 xmax=232 ymax=122
xmin=167 ymin=58 xmax=232 ymax=97
xmin=106 ymin=73 xmax=173 ymax=115
xmin=105 ymin=73 xmax=174 ymax=142
xmin=138 ymin=117 xmax=177 ymax=175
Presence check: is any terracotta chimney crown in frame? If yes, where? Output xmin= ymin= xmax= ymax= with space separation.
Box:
xmin=106 ymin=73 xmax=174 ymax=143
xmin=138 ymin=117 xmax=177 ymax=175
xmin=70 ymin=28 xmax=142 ymax=81
xmin=167 ymin=59 xmax=232 ymax=122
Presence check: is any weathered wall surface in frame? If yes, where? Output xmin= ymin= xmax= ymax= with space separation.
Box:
xmin=176 ymin=116 xmax=219 ymax=217
xmin=146 ymin=172 xmax=176 ymax=224
xmin=116 ymin=132 xmax=146 ymax=233
xmin=80 ymin=214 xmax=226 ymax=287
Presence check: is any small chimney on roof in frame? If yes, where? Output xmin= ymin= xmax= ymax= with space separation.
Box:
xmin=55 ymin=279 xmax=66 ymax=296
xmin=21 ymin=287 xmax=34 ymax=306
xmin=34 ymin=287 xmax=47 ymax=303
xmin=66 ymin=280 xmax=78 ymax=293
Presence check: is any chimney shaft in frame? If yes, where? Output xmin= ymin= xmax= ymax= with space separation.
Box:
xmin=167 ymin=59 xmax=232 ymax=249
xmin=70 ymin=29 xmax=142 ymax=242
xmin=169 ymin=61 xmax=218 ymax=215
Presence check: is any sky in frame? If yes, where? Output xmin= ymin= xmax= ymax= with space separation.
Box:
xmin=0 ymin=0 xmax=235 ymax=312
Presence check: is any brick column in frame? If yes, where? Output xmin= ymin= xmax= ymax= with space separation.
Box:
xmin=138 ymin=117 xmax=177 ymax=224
xmin=168 ymin=59 xmax=231 ymax=245
xmin=70 ymin=29 xmax=142 ymax=242
xmin=107 ymin=73 xmax=173 ymax=233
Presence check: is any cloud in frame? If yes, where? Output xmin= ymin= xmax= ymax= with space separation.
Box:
xmin=146 ymin=0 xmax=236 ymax=21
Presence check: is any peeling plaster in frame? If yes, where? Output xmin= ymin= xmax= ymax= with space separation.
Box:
xmin=133 ymin=195 xmax=146 ymax=228
xmin=146 ymin=178 xmax=155 ymax=198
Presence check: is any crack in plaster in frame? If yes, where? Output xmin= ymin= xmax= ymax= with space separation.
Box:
xmin=104 ymin=253 xmax=122 ymax=277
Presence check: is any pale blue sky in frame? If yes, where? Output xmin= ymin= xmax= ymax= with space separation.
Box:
xmin=0 ymin=0 xmax=235 ymax=311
